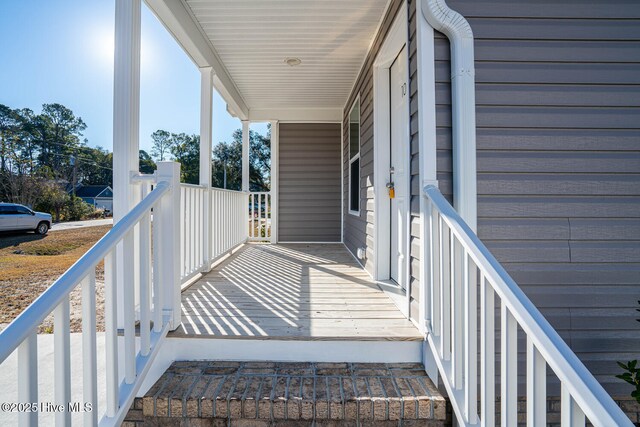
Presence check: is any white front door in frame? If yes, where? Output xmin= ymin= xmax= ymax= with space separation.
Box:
xmin=389 ymin=45 xmax=409 ymax=289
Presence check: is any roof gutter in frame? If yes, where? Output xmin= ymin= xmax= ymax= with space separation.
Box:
xmin=421 ymin=0 xmax=477 ymax=231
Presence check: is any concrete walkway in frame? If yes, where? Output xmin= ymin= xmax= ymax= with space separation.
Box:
xmin=0 ymin=333 xmax=107 ymax=425
xmin=50 ymin=218 xmax=113 ymax=232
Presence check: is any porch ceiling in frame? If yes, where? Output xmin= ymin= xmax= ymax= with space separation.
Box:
xmin=182 ymin=0 xmax=389 ymax=114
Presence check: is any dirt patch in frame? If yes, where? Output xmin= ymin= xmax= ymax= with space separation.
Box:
xmin=0 ymin=226 xmax=111 ymax=333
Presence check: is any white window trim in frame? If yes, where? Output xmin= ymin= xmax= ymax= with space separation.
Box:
xmin=348 ymin=96 xmax=361 ymax=216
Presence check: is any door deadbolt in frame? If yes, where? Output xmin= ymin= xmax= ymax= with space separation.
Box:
xmin=387 ymin=182 xmax=395 ymax=199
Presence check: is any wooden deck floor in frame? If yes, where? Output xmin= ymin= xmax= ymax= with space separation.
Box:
xmin=170 ymin=244 xmax=422 ymax=341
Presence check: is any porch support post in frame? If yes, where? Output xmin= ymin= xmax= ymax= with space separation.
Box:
xmin=113 ymin=0 xmax=141 ymax=327
xmin=269 ymin=121 xmax=278 ymax=243
xmin=199 ymin=67 xmax=213 ymax=271
xmin=241 ymin=120 xmax=250 ymax=192
xmin=157 ymin=162 xmax=182 ymax=329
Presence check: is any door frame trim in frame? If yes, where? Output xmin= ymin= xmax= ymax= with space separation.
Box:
xmin=372 ymin=1 xmax=411 ymax=316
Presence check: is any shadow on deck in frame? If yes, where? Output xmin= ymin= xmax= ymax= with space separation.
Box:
xmin=170 ymin=244 xmax=422 ymax=341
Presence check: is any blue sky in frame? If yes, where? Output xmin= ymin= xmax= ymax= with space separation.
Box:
xmin=0 ymin=0 xmax=267 ymax=153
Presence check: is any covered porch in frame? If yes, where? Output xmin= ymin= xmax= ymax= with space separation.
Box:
xmin=174 ymin=243 xmax=421 ymax=340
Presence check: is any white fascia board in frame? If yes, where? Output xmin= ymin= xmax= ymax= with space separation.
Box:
xmin=249 ymin=108 xmax=342 ymax=122
xmin=144 ymin=0 xmax=249 ymax=119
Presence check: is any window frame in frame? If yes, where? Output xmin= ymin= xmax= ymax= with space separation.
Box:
xmin=16 ymin=206 xmax=32 ymax=215
xmin=348 ymin=96 xmax=361 ymax=216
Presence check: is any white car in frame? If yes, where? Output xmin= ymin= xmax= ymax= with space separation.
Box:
xmin=0 ymin=203 xmax=52 ymax=235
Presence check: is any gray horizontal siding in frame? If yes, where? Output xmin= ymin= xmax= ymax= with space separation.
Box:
xmin=438 ymin=0 xmax=640 ymax=395
xmin=278 ymin=123 xmax=341 ymax=242
xmin=408 ymin=0 xmax=421 ymax=319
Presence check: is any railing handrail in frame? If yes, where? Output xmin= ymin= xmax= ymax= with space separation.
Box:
xmin=423 ymin=184 xmax=631 ymax=427
xmin=0 ymin=181 xmax=170 ymax=363
xmin=179 ymin=182 xmax=207 ymax=189
xmin=211 ymin=187 xmax=247 ymax=194
xmin=180 ymin=182 xmax=248 ymax=195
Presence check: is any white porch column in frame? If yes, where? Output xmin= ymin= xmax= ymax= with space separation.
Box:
xmin=113 ymin=0 xmax=141 ymax=327
xmin=241 ymin=120 xmax=250 ymax=192
xmin=200 ymin=67 xmax=213 ymax=271
xmin=157 ymin=162 xmax=182 ymax=329
xmin=113 ymin=0 xmax=141 ymax=222
xmin=269 ymin=121 xmax=278 ymax=243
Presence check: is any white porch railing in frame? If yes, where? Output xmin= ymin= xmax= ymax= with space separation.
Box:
xmin=180 ymin=184 xmax=208 ymax=281
xmin=0 ymin=163 xmax=182 ymax=427
xmin=422 ymin=185 xmax=632 ymax=427
xmin=180 ymin=185 xmax=249 ymax=283
xmin=210 ymin=188 xmax=248 ymax=260
xmin=248 ymin=191 xmax=271 ymax=242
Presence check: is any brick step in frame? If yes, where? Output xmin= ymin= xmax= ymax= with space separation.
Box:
xmin=124 ymin=361 xmax=451 ymax=426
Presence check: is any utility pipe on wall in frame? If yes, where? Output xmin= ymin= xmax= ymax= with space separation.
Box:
xmin=421 ymin=0 xmax=477 ymax=231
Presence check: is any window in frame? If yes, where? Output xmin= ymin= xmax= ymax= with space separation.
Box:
xmin=348 ymin=98 xmax=360 ymax=215
xmin=0 ymin=205 xmax=19 ymax=214
xmin=16 ymin=206 xmax=31 ymax=214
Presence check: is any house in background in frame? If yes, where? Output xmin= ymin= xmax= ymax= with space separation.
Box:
xmin=0 ymin=0 xmax=638 ymax=426
xmin=73 ymin=184 xmax=113 ymax=212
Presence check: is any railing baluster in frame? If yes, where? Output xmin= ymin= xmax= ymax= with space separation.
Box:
xmin=261 ymin=193 xmax=265 ymax=238
xmin=481 ymin=274 xmax=495 ymax=427
xmin=140 ymin=188 xmax=151 ymax=355
xmin=561 ymin=384 xmax=586 ymax=427
xmin=501 ymin=305 xmax=518 ymax=427
xmin=188 ymin=188 xmax=193 ymax=273
xmin=104 ymin=250 xmax=119 ymax=416
xmin=266 ymin=192 xmax=270 ymax=238
xmin=231 ymin=192 xmax=236 ymax=245
xmin=180 ymin=186 xmax=185 ymax=277
xmin=186 ymin=187 xmax=191 ymax=273
xmin=53 ymin=296 xmax=71 ymax=426
xmin=451 ymin=231 xmax=463 ymax=388
xmin=200 ymin=188 xmax=204 ymax=266
xmin=197 ymin=188 xmax=202 ymax=268
xmin=440 ymin=216 xmax=450 ymax=361
xmin=82 ymin=272 xmax=98 ymax=426
xmin=224 ymin=193 xmax=232 ymax=247
xmin=123 ymin=231 xmax=136 ymax=384
xmin=236 ymin=192 xmax=240 ymax=243
xmin=464 ymin=252 xmax=478 ymax=423
xmin=192 ymin=188 xmax=197 ymax=270
xmin=428 ymin=202 xmax=440 ymax=335
xmin=153 ymin=202 xmax=163 ymax=332
xmin=250 ymin=193 xmax=254 ymax=238
xmin=527 ymin=337 xmax=546 ymax=427
xmin=215 ymin=191 xmax=220 ymax=257
xmin=191 ymin=188 xmax=195 ymax=272
xmin=18 ymin=332 xmax=38 ymax=426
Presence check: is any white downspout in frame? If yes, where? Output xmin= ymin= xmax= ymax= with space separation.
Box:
xmin=421 ymin=0 xmax=477 ymax=231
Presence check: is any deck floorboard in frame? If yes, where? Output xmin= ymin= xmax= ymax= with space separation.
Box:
xmin=170 ymin=243 xmax=422 ymax=341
